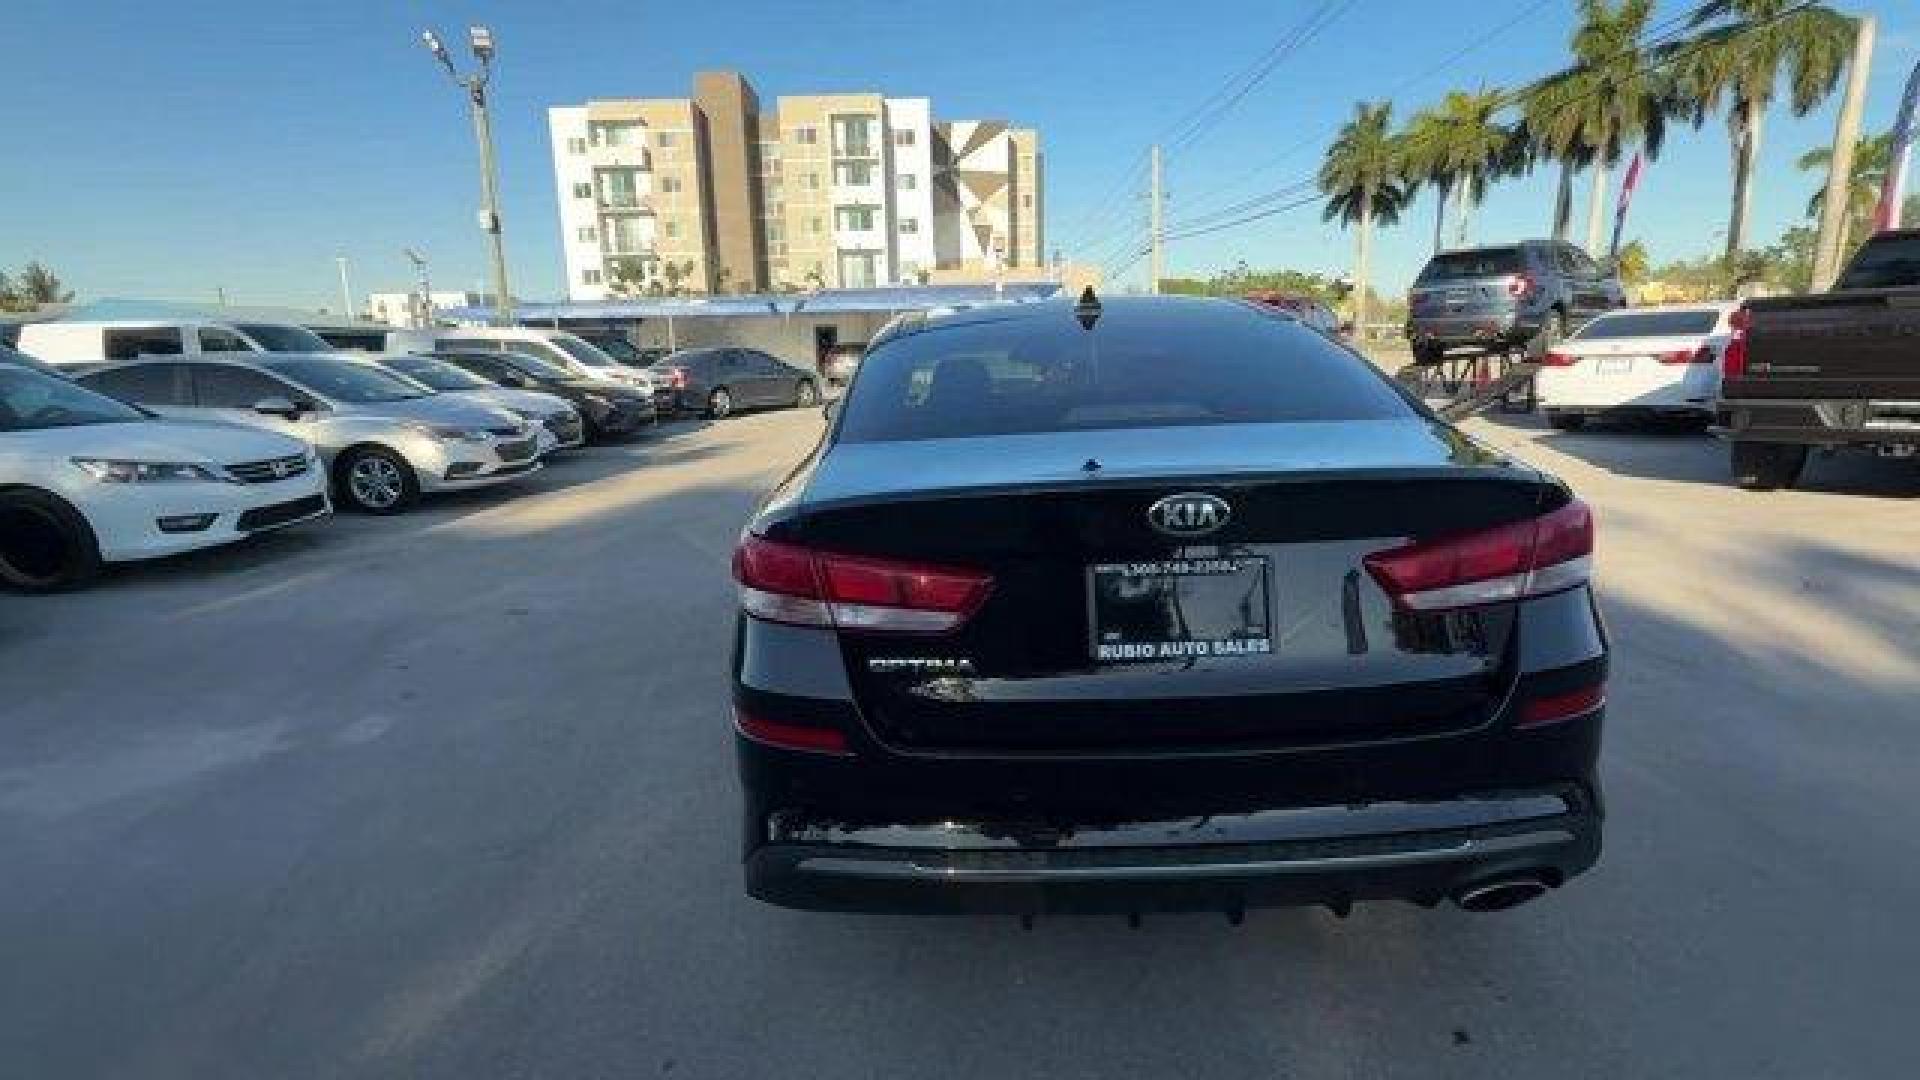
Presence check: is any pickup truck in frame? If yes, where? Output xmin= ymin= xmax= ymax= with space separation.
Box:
xmin=1718 ymin=229 xmax=1920 ymax=489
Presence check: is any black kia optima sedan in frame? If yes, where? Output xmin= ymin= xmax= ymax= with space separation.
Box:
xmin=731 ymin=294 xmax=1606 ymax=918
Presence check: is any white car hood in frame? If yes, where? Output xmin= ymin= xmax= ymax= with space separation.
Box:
xmin=2 ymin=419 xmax=308 ymax=464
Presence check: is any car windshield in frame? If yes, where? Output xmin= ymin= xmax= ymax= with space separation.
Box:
xmin=1573 ymin=309 xmax=1722 ymax=339
xmin=1835 ymin=236 xmax=1920 ymax=290
xmin=499 ymin=352 xmax=579 ymax=383
xmin=0 ymin=365 xmax=147 ymax=430
xmin=836 ymin=304 xmax=1411 ymax=443
xmin=264 ymin=359 xmax=429 ymax=402
xmin=1418 ymin=247 xmax=1523 ymax=282
xmin=584 ymin=336 xmax=643 ymax=365
xmin=379 ymin=355 xmax=491 ymax=391
xmin=548 ymin=335 xmax=619 ymax=369
xmin=234 ymin=323 xmax=335 ymax=352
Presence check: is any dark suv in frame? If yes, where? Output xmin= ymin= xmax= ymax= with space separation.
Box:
xmin=1406 ymin=240 xmax=1626 ymax=364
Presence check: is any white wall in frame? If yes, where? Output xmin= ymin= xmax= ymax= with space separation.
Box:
xmin=548 ymin=107 xmax=610 ymax=301
xmin=885 ymin=98 xmax=935 ymax=284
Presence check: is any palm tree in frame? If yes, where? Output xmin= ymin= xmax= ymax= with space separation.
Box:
xmin=1673 ymin=0 xmax=1854 ymax=258
xmin=1796 ymin=131 xmax=1892 ymax=259
xmin=1518 ymin=69 xmax=1598 ymax=242
xmin=1552 ymin=0 xmax=1675 ymax=255
xmin=1319 ymin=101 xmax=1412 ymax=332
xmin=1403 ymin=89 xmax=1511 ymax=252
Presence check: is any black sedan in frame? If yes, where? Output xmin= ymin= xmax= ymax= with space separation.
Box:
xmin=650 ymin=347 xmax=819 ymax=419
xmin=731 ymin=295 xmax=1607 ymax=918
xmin=434 ymin=349 xmax=655 ymax=442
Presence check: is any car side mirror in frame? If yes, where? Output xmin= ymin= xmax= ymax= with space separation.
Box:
xmin=252 ymin=395 xmax=303 ymax=420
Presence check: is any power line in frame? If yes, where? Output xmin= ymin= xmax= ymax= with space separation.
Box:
xmin=1175 ymin=0 xmax=1559 ymax=218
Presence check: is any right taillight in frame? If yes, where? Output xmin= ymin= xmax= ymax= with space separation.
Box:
xmin=1722 ymin=306 xmax=1750 ymax=378
xmin=1540 ymin=350 xmax=1579 ymax=367
xmin=1363 ymin=499 xmax=1593 ymax=612
xmin=733 ymin=534 xmax=993 ymax=633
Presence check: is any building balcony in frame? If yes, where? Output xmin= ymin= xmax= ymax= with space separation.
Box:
xmin=589 ymin=144 xmax=652 ymax=170
xmin=597 ymin=196 xmax=655 ymax=214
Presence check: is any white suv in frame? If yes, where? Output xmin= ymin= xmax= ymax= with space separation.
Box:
xmin=0 ymin=358 xmax=328 ymax=591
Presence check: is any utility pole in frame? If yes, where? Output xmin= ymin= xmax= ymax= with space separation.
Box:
xmin=404 ymin=248 xmax=433 ymax=328
xmin=1813 ymin=15 xmax=1876 ymax=291
xmin=335 ymin=256 xmax=354 ymax=319
xmin=424 ymin=26 xmax=513 ymax=327
xmin=1148 ymin=144 xmax=1164 ymax=295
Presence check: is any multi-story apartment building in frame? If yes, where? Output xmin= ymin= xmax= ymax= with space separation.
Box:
xmin=548 ymin=72 xmax=1041 ymax=301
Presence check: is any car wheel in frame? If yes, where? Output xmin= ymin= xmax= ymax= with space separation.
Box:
xmin=1731 ymin=441 xmax=1808 ymax=491
xmin=1546 ymin=411 xmax=1587 ymax=431
xmin=1528 ymin=309 xmax=1567 ymax=360
xmin=337 ymin=447 xmax=419 ymax=514
xmin=0 ymin=489 xmax=102 ymax=592
xmin=794 ymin=379 xmax=819 ymax=408
xmin=708 ymin=387 xmax=733 ymax=420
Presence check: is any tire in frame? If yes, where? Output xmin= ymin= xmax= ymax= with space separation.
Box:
xmin=0 ymin=489 xmax=102 ymax=592
xmin=1547 ymin=411 xmax=1587 ymax=431
xmin=1528 ymin=309 xmax=1567 ymax=360
xmin=336 ymin=447 xmax=419 ymax=515
xmin=794 ymin=379 xmax=819 ymax=408
xmin=1731 ymin=441 xmax=1808 ymax=491
xmin=707 ymin=387 xmax=733 ymax=420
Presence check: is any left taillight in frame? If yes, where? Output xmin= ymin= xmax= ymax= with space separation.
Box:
xmin=1722 ymin=306 xmax=1750 ymax=378
xmin=1540 ymin=350 xmax=1579 ymax=367
xmin=1363 ymin=499 xmax=1593 ymax=612
xmin=733 ymin=534 xmax=993 ymax=633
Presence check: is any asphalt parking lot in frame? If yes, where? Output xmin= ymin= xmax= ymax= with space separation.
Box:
xmin=3 ymin=406 xmax=1916 ymax=1079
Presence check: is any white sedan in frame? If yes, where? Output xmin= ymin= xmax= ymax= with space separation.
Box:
xmin=1536 ymin=302 xmax=1738 ymax=430
xmin=0 ymin=361 xmax=329 ymax=591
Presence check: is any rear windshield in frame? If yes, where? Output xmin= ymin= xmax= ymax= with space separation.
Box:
xmin=1836 ymin=235 xmax=1920 ymax=290
xmin=1572 ymin=309 xmax=1722 ymax=339
xmin=835 ymin=303 xmax=1410 ymax=444
xmin=235 ymin=323 xmax=334 ymax=352
xmin=1417 ymin=248 xmax=1523 ymax=282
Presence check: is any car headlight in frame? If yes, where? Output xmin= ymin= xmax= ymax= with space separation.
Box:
xmin=72 ymin=458 xmax=227 ymax=484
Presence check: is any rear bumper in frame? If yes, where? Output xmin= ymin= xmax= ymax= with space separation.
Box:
xmin=1406 ymin=312 xmax=1536 ymax=349
xmin=747 ymin=784 xmax=1601 ymax=915
xmin=1717 ymin=397 xmax=1920 ymax=447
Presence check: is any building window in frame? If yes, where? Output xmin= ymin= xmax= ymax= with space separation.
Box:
xmin=810 ymin=217 xmax=823 ymax=234
xmin=664 ymin=220 xmax=679 ymax=239
xmin=899 ymin=217 xmax=919 ymax=235
xmin=582 ymin=267 xmax=602 ymax=284
xmin=765 ymin=221 xmax=785 ymax=243
xmin=589 ymin=121 xmax=642 ymax=148
xmin=1022 ymin=193 xmax=1033 ymax=208
xmin=897 ymin=173 xmax=917 ymax=191
xmin=831 ymin=115 xmax=876 ymax=157
xmin=572 ymin=182 xmax=593 ymax=199
xmin=893 ymin=129 xmax=916 ymax=147
xmin=806 ymin=172 xmax=820 ymax=190
xmin=577 ymin=226 xmax=597 ymax=243
xmin=834 ymin=206 xmax=876 ymax=232
xmin=794 ymin=127 xmax=818 ymax=145
xmin=660 ymin=175 xmax=683 ymax=194
xmin=566 ymin=137 xmax=587 ymax=154
xmin=656 ymin=131 xmax=677 ymax=148
xmin=597 ymin=169 xmax=641 ymax=207
xmin=832 ymin=161 xmax=874 ymax=186
xmin=837 ymin=250 xmax=877 ymax=289
xmin=605 ymin=216 xmax=648 ymax=254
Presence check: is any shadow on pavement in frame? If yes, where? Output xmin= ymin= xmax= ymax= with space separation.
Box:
xmin=1478 ymin=410 xmax=1920 ymax=498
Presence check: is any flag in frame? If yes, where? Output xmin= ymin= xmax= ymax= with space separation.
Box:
xmin=1608 ymin=152 xmax=1645 ymax=260
xmin=1874 ymin=59 xmax=1920 ymax=232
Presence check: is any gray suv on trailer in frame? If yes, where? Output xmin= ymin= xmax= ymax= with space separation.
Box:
xmin=1405 ymin=240 xmax=1627 ymax=364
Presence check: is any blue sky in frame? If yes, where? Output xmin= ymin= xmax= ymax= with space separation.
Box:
xmin=2 ymin=0 xmax=1916 ymax=310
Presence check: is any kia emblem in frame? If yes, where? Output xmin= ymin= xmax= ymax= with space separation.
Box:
xmin=1147 ymin=493 xmax=1230 ymax=537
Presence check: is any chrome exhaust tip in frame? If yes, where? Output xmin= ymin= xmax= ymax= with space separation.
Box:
xmin=1452 ymin=876 xmax=1549 ymax=913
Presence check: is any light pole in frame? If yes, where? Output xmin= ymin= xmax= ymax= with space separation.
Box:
xmin=403 ymin=247 xmax=433 ymax=327
xmin=423 ymin=25 xmax=513 ymax=327
xmin=335 ymin=256 xmax=354 ymax=319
